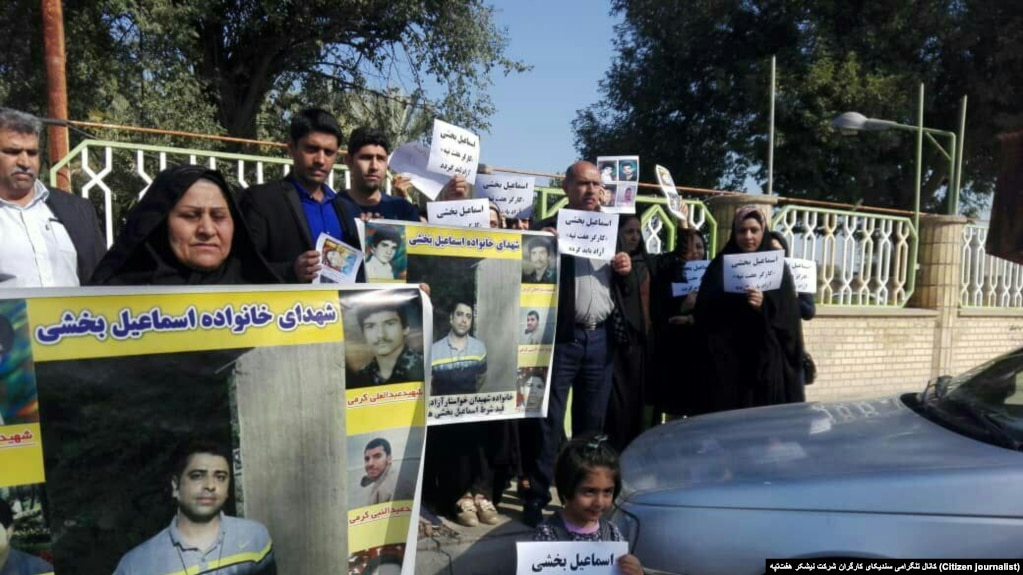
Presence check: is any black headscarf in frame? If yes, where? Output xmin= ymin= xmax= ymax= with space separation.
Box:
xmin=693 ymin=206 xmax=805 ymax=410
xmin=90 ymin=165 xmax=280 ymax=286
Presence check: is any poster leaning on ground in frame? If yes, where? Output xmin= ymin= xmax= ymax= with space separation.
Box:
xmin=360 ymin=220 xmax=559 ymax=425
xmin=0 ymin=285 xmax=429 ymax=575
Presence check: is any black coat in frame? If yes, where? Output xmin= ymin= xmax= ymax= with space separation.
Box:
xmin=694 ymin=232 xmax=805 ymax=410
xmin=90 ymin=166 xmax=279 ymax=285
xmin=45 ymin=186 xmax=106 ymax=283
xmin=238 ymin=179 xmax=363 ymax=283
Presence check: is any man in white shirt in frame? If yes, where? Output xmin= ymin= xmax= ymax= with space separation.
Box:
xmin=0 ymin=109 xmax=105 ymax=287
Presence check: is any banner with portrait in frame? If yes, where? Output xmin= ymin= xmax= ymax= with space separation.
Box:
xmin=0 ymin=285 xmax=429 ymax=575
xmin=360 ymin=220 xmax=559 ymax=425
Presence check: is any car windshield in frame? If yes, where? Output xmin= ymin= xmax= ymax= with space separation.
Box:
xmin=917 ymin=347 xmax=1023 ymax=450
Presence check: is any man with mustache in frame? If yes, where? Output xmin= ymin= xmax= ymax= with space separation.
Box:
xmin=518 ymin=160 xmax=635 ymax=527
xmin=113 ymin=441 xmax=275 ymax=575
xmin=239 ymin=108 xmax=363 ymax=283
xmin=350 ymin=301 xmax=424 ymax=388
xmin=0 ymin=109 xmax=104 ymax=287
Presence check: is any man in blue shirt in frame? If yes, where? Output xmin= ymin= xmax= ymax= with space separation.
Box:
xmin=112 ymin=441 xmax=275 ymax=575
xmin=239 ymin=108 xmax=362 ymax=283
xmin=0 ymin=500 xmax=52 ymax=575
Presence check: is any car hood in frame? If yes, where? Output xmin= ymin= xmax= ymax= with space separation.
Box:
xmin=620 ymin=396 xmax=1023 ymax=514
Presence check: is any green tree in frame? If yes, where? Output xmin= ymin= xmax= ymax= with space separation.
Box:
xmin=575 ymin=0 xmax=1023 ymax=215
xmin=2 ymin=0 xmax=527 ymax=143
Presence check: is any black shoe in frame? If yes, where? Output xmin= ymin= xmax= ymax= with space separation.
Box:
xmin=522 ymin=498 xmax=544 ymax=528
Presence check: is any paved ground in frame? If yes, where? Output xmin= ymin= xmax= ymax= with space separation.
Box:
xmin=414 ymin=487 xmax=560 ymax=575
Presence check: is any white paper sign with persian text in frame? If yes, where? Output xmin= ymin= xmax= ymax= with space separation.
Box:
xmin=427 ymin=119 xmax=480 ymax=184
xmin=671 ymin=259 xmax=710 ymax=297
xmin=313 ymin=232 xmax=363 ymax=284
xmin=786 ymin=257 xmax=818 ymax=294
xmin=476 ymin=174 xmax=535 ymax=218
xmin=655 ymin=164 xmax=687 ymax=220
xmin=557 ymin=209 xmax=619 ymax=261
xmin=427 ymin=198 xmax=491 ymax=228
xmin=389 ymin=142 xmax=449 ymax=200
xmin=723 ymin=250 xmax=785 ymax=293
xmin=517 ymin=541 xmax=628 ymax=575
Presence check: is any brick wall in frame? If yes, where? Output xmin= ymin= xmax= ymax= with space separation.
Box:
xmin=950 ymin=310 xmax=1023 ymax=374
xmin=805 ymin=308 xmax=1023 ymax=403
xmin=804 ymin=308 xmax=937 ymax=402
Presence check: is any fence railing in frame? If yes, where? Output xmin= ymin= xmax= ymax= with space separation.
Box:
xmin=49 ymin=140 xmax=359 ymax=247
xmin=960 ymin=224 xmax=1023 ymax=308
xmin=534 ymin=187 xmax=718 ymax=255
xmin=50 ymin=138 xmax=932 ymax=308
xmin=772 ymin=206 xmax=917 ymax=307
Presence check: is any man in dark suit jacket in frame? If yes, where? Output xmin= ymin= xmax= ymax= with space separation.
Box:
xmin=238 ymin=108 xmax=362 ymax=283
xmin=0 ymin=108 xmax=105 ymax=287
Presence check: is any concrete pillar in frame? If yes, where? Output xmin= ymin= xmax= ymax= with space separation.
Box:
xmin=705 ymin=193 xmax=779 ymax=254
xmin=908 ymin=214 xmax=970 ymax=377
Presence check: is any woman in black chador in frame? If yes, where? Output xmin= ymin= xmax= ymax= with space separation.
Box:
xmin=91 ymin=165 xmax=279 ymax=285
xmin=694 ymin=206 xmax=805 ymax=411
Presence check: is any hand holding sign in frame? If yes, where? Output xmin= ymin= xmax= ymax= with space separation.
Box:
xmin=556 ymin=209 xmax=619 ymax=260
xmin=722 ymin=250 xmax=786 ymax=293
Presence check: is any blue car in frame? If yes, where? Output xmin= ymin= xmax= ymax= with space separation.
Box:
xmin=614 ymin=349 xmax=1023 ymax=575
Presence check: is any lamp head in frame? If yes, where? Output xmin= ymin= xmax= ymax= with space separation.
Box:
xmin=832 ymin=112 xmax=897 ymax=135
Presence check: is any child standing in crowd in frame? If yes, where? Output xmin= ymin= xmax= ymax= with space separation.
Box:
xmin=533 ymin=434 xmax=644 ymax=575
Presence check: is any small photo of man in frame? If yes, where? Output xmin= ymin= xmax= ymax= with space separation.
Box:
xmin=516 ymin=367 xmax=548 ymax=412
xmin=0 ymin=490 xmax=52 ymax=575
xmin=600 ymin=183 xmax=617 ymax=208
xmin=430 ymin=301 xmax=487 ymax=396
xmin=597 ymin=161 xmax=616 ymax=184
xmin=521 ymin=237 xmax=556 ymax=284
xmin=519 ymin=308 xmax=553 ymax=345
xmin=111 ymin=440 xmax=275 ymax=575
xmin=347 ymin=428 xmax=422 ymax=510
xmin=618 ymin=159 xmax=638 ymax=181
xmin=365 ymin=225 xmax=405 ymax=281
xmin=342 ymin=294 xmax=425 ymax=389
xmin=361 ymin=437 xmax=399 ymax=506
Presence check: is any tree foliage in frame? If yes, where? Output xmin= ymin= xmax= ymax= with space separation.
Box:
xmin=575 ymin=0 xmax=1023 ymax=214
xmin=2 ymin=0 xmax=526 ymax=144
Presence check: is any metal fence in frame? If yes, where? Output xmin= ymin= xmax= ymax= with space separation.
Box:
xmin=961 ymin=224 xmax=1023 ymax=308
xmin=50 ymin=138 xmax=932 ymax=308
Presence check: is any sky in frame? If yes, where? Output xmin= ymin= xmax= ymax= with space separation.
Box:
xmin=477 ymin=0 xmax=622 ymax=179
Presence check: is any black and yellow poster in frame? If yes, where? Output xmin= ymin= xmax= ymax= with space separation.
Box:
xmin=0 ymin=285 xmax=428 ymax=575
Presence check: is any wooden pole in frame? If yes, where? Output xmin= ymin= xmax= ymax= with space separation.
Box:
xmin=42 ymin=0 xmax=71 ymax=190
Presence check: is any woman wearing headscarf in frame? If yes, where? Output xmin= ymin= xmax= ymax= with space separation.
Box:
xmin=604 ymin=215 xmax=651 ymax=452
xmin=90 ymin=165 xmax=280 ymax=285
xmin=649 ymin=226 xmax=711 ymax=418
xmin=694 ymin=206 xmax=804 ymax=411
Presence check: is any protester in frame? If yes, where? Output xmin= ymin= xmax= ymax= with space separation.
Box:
xmin=487 ymin=201 xmax=504 ymax=229
xmin=604 ymin=215 xmax=650 ymax=452
xmin=91 ymin=166 xmax=279 ymax=285
xmin=0 ymin=108 xmax=105 ymax=287
xmin=769 ymin=230 xmax=816 ymax=388
xmin=768 ymin=231 xmax=816 ymax=322
xmin=518 ymin=161 xmax=633 ymax=527
xmin=238 ymin=108 xmax=362 ymax=283
xmin=532 ymin=434 xmax=643 ymax=575
xmin=650 ymin=227 xmax=710 ymax=417
xmin=112 ymin=440 xmax=275 ymax=575
xmin=694 ymin=206 xmax=805 ymax=410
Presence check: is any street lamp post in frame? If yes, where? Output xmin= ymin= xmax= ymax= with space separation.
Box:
xmin=832 ymin=85 xmax=960 ymax=220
